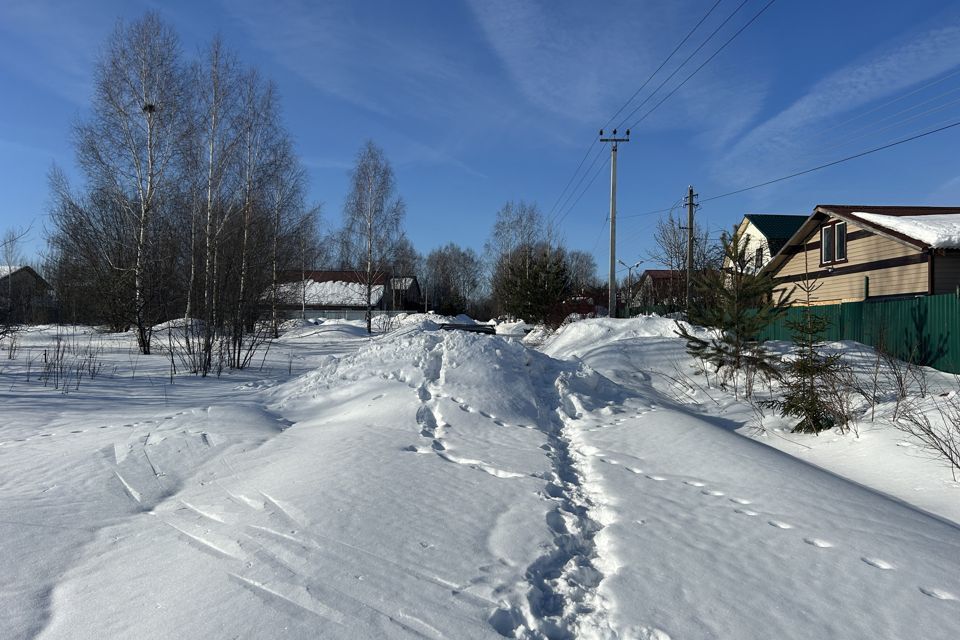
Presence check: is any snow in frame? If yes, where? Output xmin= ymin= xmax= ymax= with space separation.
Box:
xmin=278 ymin=279 xmax=385 ymax=306
xmin=1 ymin=317 xmax=959 ymax=639
xmin=390 ymin=277 xmax=414 ymax=290
xmin=0 ymin=264 xmax=24 ymax=278
xmin=853 ymin=211 xmax=960 ymax=248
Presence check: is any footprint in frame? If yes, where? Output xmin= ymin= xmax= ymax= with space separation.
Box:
xmin=735 ymin=508 xmax=758 ymax=516
xmin=627 ymin=467 xmax=643 ymax=475
xmin=729 ymin=498 xmax=752 ymax=505
xmin=684 ymin=480 xmax=706 ymax=487
xmin=768 ymin=520 xmax=793 ymax=529
xmin=803 ymin=538 xmax=833 ymax=548
xmin=919 ymin=587 xmax=957 ymax=600
xmin=646 ymin=475 xmax=666 ymax=482
xmin=701 ymin=490 xmax=725 ymax=497
xmin=861 ymin=557 xmax=894 ymax=570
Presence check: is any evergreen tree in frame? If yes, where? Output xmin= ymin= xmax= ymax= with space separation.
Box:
xmin=763 ymin=277 xmax=843 ymax=434
xmin=495 ymin=242 xmax=570 ymax=325
xmin=676 ymin=227 xmax=788 ymax=389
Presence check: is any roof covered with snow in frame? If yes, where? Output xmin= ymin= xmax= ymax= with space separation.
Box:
xmin=278 ymin=279 xmax=384 ymax=307
xmin=0 ymin=265 xmax=24 ymax=278
xmin=850 ymin=212 xmax=960 ymax=249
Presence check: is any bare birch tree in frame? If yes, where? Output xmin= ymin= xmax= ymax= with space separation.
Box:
xmin=74 ymin=13 xmax=188 ymax=354
xmin=343 ymin=141 xmax=404 ymax=333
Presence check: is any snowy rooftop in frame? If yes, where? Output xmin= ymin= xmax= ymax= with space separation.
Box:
xmin=278 ymin=279 xmax=384 ymax=306
xmin=853 ymin=212 xmax=960 ymax=248
xmin=0 ymin=265 xmax=23 ymax=278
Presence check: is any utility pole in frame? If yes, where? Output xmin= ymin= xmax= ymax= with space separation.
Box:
xmin=683 ymin=185 xmax=698 ymax=313
xmin=600 ymin=128 xmax=629 ymax=317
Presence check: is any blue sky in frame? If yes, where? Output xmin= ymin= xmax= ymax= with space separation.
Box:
xmin=2 ymin=0 xmax=960 ymax=274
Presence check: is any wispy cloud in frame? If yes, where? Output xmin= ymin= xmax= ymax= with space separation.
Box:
xmin=219 ymin=0 xmax=499 ymax=123
xmin=465 ymin=0 xmax=663 ymax=124
xmin=717 ymin=20 xmax=960 ymax=186
xmin=931 ymin=174 xmax=960 ymax=203
xmin=0 ymin=1 xmax=124 ymax=105
xmin=466 ymin=0 xmax=769 ymax=149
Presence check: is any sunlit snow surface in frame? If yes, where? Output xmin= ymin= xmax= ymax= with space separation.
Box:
xmin=1 ymin=316 xmax=958 ymax=639
xmin=853 ymin=211 xmax=960 ymax=248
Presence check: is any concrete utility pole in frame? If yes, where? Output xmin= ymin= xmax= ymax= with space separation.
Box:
xmin=684 ymin=185 xmax=697 ymax=313
xmin=600 ymin=128 xmax=629 ymax=317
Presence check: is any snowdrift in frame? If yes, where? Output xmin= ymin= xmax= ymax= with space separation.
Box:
xmin=541 ymin=315 xmax=711 ymax=360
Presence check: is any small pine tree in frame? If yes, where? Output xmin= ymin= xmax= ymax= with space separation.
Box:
xmin=764 ymin=277 xmax=843 ymax=434
xmin=676 ymin=227 xmax=788 ymax=393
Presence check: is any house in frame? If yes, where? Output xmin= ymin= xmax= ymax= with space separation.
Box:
xmin=761 ymin=205 xmax=960 ymax=305
xmin=388 ymin=276 xmax=422 ymax=311
xmin=635 ymin=269 xmax=684 ymax=309
xmin=0 ymin=265 xmax=52 ymax=323
xmin=275 ymin=270 xmax=421 ymax=315
xmin=726 ymin=213 xmax=807 ymax=272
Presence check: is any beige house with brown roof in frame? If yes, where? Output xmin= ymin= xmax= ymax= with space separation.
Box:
xmin=761 ymin=205 xmax=960 ymax=305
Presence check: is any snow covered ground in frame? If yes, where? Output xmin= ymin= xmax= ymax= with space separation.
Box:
xmin=1 ymin=316 xmax=958 ymax=639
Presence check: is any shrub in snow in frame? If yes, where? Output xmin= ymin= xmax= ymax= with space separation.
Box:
xmin=897 ymin=391 xmax=960 ymax=481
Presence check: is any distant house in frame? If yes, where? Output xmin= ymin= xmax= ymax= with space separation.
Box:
xmin=275 ymin=270 xmax=421 ymax=316
xmin=761 ymin=205 xmax=960 ymax=305
xmin=387 ymin=276 xmax=422 ymax=311
xmin=635 ymin=269 xmax=684 ymax=309
xmin=726 ymin=213 xmax=807 ymax=272
xmin=0 ymin=265 xmax=52 ymax=323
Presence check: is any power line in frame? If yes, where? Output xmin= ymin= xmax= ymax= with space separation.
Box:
xmin=812 ymin=66 xmax=960 ymax=139
xmin=590 ymin=216 xmax=609 ymax=255
xmin=546 ymin=0 xmax=730 ymax=228
xmin=545 ymin=140 xmax=597 ymax=223
xmin=554 ymin=152 xmax=612 ymax=228
xmin=618 ymin=0 xmax=753 ymax=129
xmin=607 ymin=0 xmax=726 ymax=130
xmin=619 ymin=117 xmax=960 ymax=219
xmin=629 ymin=0 xmax=779 ymax=130
xmin=802 ymin=91 xmax=960 ymax=158
xmin=699 ymin=118 xmax=960 ymax=202
xmin=550 ymin=145 xmax=607 ymax=226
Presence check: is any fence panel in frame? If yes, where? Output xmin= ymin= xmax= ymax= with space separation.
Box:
xmin=758 ymin=293 xmax=960 ymax=374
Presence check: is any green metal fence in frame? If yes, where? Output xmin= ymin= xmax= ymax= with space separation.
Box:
xmin=758 ymin=292 xmax=960 ymax=374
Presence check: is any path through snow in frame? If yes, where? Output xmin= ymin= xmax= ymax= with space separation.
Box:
xmin=1 ymin=318 xmax=959 ymax=638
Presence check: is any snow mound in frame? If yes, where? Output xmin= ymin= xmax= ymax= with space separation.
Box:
xmin=277 ymin=318 xmax=317 ymax=332
xmin=151 ymin=318 xmax=204 ymax=333
xmin=272 ymin=325 xmax=629 ymax=428
xmin=496 ymin=320 xmax=534 ymax=337
xmin=541 ymin=315 xmax=709 ymax=360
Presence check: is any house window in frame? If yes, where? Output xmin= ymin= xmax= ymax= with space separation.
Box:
xmin=754 ymin=246 xmax=764 ymax=269
xmin=821 ymin=221 xmax=847 ymax=265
